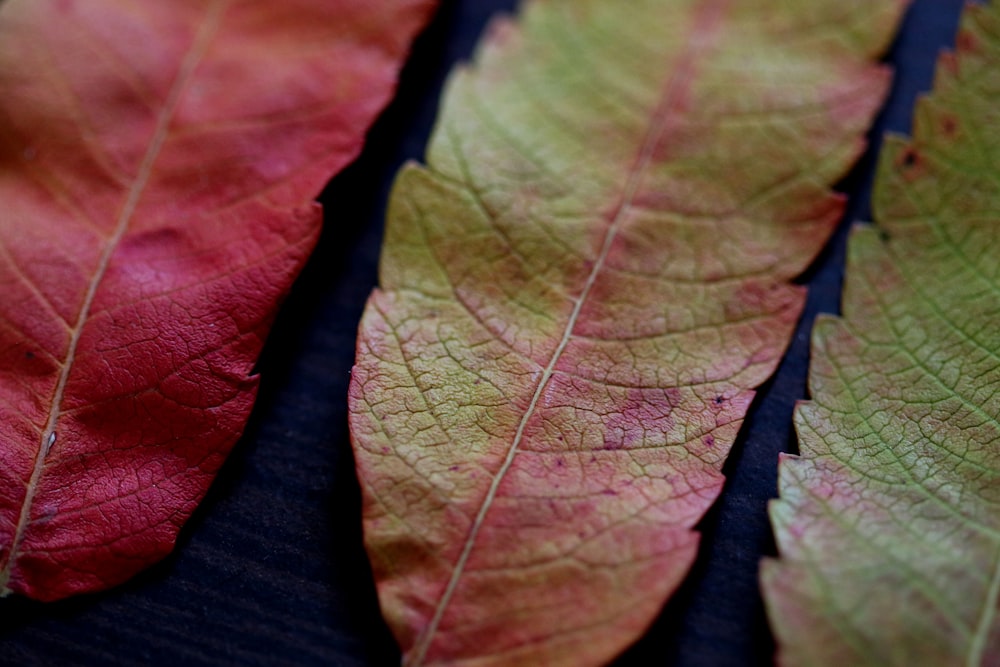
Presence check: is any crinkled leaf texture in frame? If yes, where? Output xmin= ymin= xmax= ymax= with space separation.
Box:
xmin=348 ymin=0 xmax=907 ymax=664
xmin=0 ymin=0 xmax=434 ymax=600
xmin=763 ymin=3 xmax=1000 ymax=665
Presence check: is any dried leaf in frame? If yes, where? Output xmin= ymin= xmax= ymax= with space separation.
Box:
xmin=348 ymin=0 xmax=907 ymax=663
xmin=0 ymin=0 xmax=434 ymax=600
xmin=763 ymin=3 xmax=1000 ymax=665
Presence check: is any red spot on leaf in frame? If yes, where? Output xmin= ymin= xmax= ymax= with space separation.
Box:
xmin=956 ymin=29 xmax=978 ymax=53
xmin=603 ymin=388 xmax=678 ymax=450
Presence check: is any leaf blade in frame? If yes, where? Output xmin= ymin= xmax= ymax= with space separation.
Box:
xmin=0 ymin=0 xmax=435 ymax=600
xmin=763 ymin=3 xmax=1000 ymax=664
xmin=351 ymin=0 xmax=908 ymax=663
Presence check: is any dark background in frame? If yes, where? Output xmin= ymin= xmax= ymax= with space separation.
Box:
xmin=0 ymin=1 xmax=967 ymax=665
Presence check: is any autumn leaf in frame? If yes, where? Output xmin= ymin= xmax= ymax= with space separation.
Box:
xmin=0 ymin=0 xmax=435 ymax=601
xmin=762 ymin=3 xmax=1000 ymax=665
xmin=347 ymin=0 xmax=908 ymax=663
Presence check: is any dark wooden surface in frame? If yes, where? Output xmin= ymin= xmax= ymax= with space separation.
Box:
xmin=0 ymin=1 xmax=965 ymax=665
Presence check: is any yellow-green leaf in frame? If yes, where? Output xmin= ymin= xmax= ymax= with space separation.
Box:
xmin=349 ymin=0 xmax=907 ymax=664
xmin=763 ymin=3 xmax=1000 ymax=665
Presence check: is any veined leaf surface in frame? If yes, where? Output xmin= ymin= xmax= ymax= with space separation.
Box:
xmin=763 ymin=3 xmax=1000 ymax=665
xmin=0 ymin=0 xmax=434 ymax=600
xmin=349 ymin=0 xmax=909 ymax=663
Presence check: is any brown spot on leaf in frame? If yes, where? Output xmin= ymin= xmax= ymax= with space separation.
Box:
xmin=941 ymin=114 xmax=958 ymax=137
xmin=897 ymin=148 xmax=926 ymax=181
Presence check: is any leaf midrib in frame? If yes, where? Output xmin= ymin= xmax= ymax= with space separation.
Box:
xmin=405 ymin=0 xmax=732 ymax=662
xmin=0 ymin=0 xmax=229 ymax=594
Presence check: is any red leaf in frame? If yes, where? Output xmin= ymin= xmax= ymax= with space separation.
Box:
xmin=0 ymin=0 xmax=434 ymax=600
